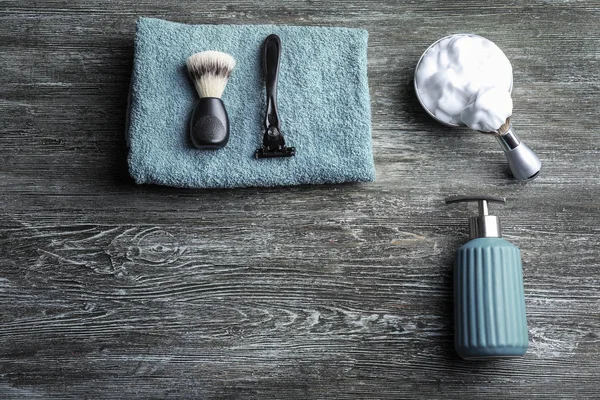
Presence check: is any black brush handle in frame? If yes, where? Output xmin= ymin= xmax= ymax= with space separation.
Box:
xmin=189 ymin=97 xmax=229 ymax=149
xmin=263 ymin=34 xmax=281 ymax=131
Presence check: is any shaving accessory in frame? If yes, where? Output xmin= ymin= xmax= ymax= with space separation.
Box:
xmin=414 ymin=34 xmax=541 ymax=181
xmin=489 ymin=117 xmax=542 ymax=181
xmin=445 ymin=195 xmax=528 ymax=359
xmin=256 ymin=34 xmax=295 ymax=159
xmin=186 ymin=51 xmax=236 ymax=149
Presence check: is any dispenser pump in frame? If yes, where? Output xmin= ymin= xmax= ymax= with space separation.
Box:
xmin=445 ymin=195 xmax=528 ymax=359
xmin=445 ymin=195 xmax=506 ymax=240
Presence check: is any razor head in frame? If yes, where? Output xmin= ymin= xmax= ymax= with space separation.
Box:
xmin=255 ymin=126 xmax=295 ymax=159
xmin=255 ymin=145 xmax=296 ymax=159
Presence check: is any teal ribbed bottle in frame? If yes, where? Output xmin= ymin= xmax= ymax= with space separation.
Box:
xmin=454 ymin=238 xmax=528 ymax=359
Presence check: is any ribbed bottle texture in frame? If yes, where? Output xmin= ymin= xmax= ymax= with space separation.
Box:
xmin=454 ymin=238 xmax=528 ymax=359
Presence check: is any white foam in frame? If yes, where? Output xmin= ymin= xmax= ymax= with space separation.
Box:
xmin=461 ymin=87 xmax=512 ymax=132
xmin=415 ymin=34 xmax=513 ymax=129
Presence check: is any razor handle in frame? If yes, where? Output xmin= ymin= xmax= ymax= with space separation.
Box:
xmin=255 ymin=34 xmax=295 ymax=159
xmin=264 ymin=34 xmax=281 ymax=131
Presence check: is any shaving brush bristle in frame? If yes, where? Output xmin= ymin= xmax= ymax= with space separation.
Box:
xmin=186 ymin=51 xmax=236 ymax=98
xmin=496 ymin=117 xmax=511 ymax=136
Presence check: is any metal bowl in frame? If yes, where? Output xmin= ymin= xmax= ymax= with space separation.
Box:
xmin=413 ymin=33 xmax=513 ymax=128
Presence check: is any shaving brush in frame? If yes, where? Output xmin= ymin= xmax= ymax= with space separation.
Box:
xmin=490 ymin=117 xmax=542 ymax=181
xmin=459 ymin=87 xmax=542 ymax=181
xmin=186 ymin=51 xmax=236 ymax=149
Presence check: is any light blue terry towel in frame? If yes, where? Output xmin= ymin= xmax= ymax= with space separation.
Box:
xmin=127 ymin=18 xmax=375 ymax=188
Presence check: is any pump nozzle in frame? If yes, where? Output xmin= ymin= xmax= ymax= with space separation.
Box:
xmin=445 ymin=195 xmax=506 ymax=239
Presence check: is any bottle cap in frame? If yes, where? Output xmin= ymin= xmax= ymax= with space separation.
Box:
xmin=445 ymin=195 xmax=506 ymax=239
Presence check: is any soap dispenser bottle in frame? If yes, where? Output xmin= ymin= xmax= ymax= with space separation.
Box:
xmin=445 ymin=195 xmax=528 ymax=359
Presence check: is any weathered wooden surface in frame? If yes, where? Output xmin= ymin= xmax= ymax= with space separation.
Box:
xmin=1 ymin=1 xmax=599 ymax=398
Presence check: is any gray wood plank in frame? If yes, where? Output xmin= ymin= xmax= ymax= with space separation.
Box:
xmin=1 ymin=0 xmax=599 ymax=399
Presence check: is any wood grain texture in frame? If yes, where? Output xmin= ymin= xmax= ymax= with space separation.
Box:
xmin=0 ymin=0 xmax=599 ymax=399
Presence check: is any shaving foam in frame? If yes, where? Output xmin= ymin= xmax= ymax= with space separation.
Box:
xmin=461 ymin=87 xmax=512 ymax=132
xmin=415 ymin=34 xmax=513 ymax=130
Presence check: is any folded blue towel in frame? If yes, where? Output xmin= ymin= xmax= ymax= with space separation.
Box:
xmin=127 ymin=18 xmax=375 ymax=188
